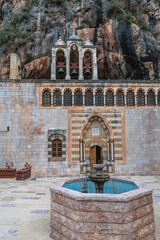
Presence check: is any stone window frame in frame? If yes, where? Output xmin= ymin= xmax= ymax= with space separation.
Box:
xmin=42 ymin=88 xmax=51 ymax=106
xmin=126 ymin=89 xmax=135 ymax=106
xmin=48 ymin=130 xmax=66 ymax=162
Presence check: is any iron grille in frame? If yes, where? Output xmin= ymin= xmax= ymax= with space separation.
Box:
xmin=74 ymin=90 xmax=83 ymax=106
xmin=42 ymin=90 xmax=51 ymax=106
xmin=52 ymin=139 xmax=62 ymax=157
xmin=137 ymin=90 xmax=145 ymax=106
xmin=64 ymin=90 xmax=72 ymax=106
xmin=147 ymin=90 xmax=156 ymax=106
xmin=126 ymin=90 xmax=135 ymax=106
xmin=95 ymin=90 xmax=104 ymax=106
xmin=116 ymin=90 xmax=124 ymax=106
xmin=53 ymin=90 xmax=62 ymax=106
xmin=85 ymin=90 xmax=93 ymax=106
xmin=106 ymin=90 xmax=114 ymax=106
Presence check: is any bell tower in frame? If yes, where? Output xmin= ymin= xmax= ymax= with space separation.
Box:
xmin=51 ymin=35 xmax=98 ymax=80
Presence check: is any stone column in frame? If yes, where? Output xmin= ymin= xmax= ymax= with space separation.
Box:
xmin=104 ymin=94 xmax=106 ymax=106
xmin=92 ymin=48 xmax=98 ymax=80
xmin=107 ymin=140 xmax=110 ymax=165
xmin=79 ymin=48 xmax=84 ymax=80
xmin=62 ymin=95 xmax=64 ymax=106
xmin=80 ymin=140 xmax=83 ymax=164
xmin=83 ymin=141 xmax=86 ymax=164
xmin=124 ymin=95 xmax=127 ymax=106
xmin=135 ymin=95 xmax=137 ymax=106
xmin=51 ymin=49 xmax=56 ymax=80
xmin=72 ymin=95 xmax=74 ymax=106
xmin=155 ymin=95 xmax=158 ymax=105
xmin=114 ymin=95 xmax=116 ymax=106
xmin=51 ymin=95 xmax=53 ymax=106
xmin=145 ymin=95 xmax=147 ymax=105
xmin=65 ymin=48 xmax=71 ymax=80
xmin=93 ymin=95 xmax=95 ymax=105
xmin=111 ymin=140 xmax=114 ymax=165
xmin=83 ymin=95 xmax=85 ymax=106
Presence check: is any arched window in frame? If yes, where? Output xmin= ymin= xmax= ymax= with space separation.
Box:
xmin=83 ymin=50 xmax=92 ymax=79
xmin=53 ymin=89 xmax=62 ymax=106
xmin=116 ymin=89 xmax=124 ymax=106
xmin=56 ymin=50 xmax=66 ymax=80
xmin=147 ymin=90 xmax=155 ymax=106
xmin=74 ymin=89 xmax=83 ymax=106
xmin=95 ymin=89 xmax=104 ymax=106
xmin=85 ymin=89 xmax=93 ymax=106
xmin=64 ymin=89 xmax=72 ymax=106
xmin=157 ymin=91 xmax=160 ymax=106
xmin=70 ymin=44 xmax=79 ymax=79
xmin=52 ymin=139 xmax=62 ymax=157
xmin=106 ymin=90 xmax=114 ymax=106
xmin=137 ymin=89 xmax=145 ymax=106
xmin=42 ymin=89 xmax=51 ymax=106
xmin=126 ymin=90 xmax=135 ymax=106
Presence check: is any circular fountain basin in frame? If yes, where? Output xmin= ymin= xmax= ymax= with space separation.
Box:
xmin=50 ymin=177 xmax=156 ymax=240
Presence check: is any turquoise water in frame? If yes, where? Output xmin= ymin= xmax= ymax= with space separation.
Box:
xmin=63 ymin=179 xmax=138 ymax=194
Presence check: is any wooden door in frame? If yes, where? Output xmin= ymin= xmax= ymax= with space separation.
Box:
xmin=90 ymin=146 xmax=96 ymax=170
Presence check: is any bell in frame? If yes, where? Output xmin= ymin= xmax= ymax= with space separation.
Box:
xmin=84 ymin=68 xmax=91 ymax=75
xmin=71 ymin=68 xmax=78 ymax=76
xmin=58 ymin=67 xmax=64 ymax=73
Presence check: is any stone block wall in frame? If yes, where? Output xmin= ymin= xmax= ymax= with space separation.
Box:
xmin=0 ymin=80 xmax=160 ymax=176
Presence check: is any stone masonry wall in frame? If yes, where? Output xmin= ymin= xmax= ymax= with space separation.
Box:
xmin=1 ymin=81 xmax=160 ymax=176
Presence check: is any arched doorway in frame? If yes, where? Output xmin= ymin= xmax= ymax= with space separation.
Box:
xmin=80 ymin=113 xmax=115 ymax=172
xmin=90 ymin=145 xmax=102 ymax=170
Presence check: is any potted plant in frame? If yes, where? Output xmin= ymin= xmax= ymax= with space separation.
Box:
xmin=0 ymin=162 xmax=16 ymax=178
xmin=16 ymin=162 xmax=32 ymax=180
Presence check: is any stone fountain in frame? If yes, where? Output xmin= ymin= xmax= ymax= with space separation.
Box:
xmin=87 ymin=164 xmax=110 ymax=193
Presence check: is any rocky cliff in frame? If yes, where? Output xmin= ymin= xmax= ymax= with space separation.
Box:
xmin=0 ymin=0 xmax=160 ymax=79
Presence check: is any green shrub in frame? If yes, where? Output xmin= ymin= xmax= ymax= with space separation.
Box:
xmin=105 ymin=0 xmax=123 ymax=15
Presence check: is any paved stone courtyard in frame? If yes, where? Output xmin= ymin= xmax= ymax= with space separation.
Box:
xmin=0 ymin=176 xmax=160 ymax=240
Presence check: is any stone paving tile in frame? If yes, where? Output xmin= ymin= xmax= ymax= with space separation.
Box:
xmin=0 ymin=176 xmax=160 ymax=240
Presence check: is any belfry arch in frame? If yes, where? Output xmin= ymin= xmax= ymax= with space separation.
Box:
xmin=80 ymin=113 xmax=115 ymax=172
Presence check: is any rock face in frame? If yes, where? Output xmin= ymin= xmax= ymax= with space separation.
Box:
xmin=0 ymin=0 xmax=159 ymax=79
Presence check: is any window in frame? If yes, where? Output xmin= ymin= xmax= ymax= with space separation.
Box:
xmin=95 ymin=89 xmax=104 ymax=106
xmin=116 ymin=89 xmax=124 ymax=106
xmin=92 ymin=128 xmax=99 ymax=136
xmin=126 ymin=90 xmax=135 ymax=106
xmin=157 ymin=91 xmax=160 ymax=106
xmin=147 ymin=90 xmax=155 ymax=106
xmin=85 ymin=89 xmax=93 ymax=106
xmin=106 ymin=90 xmax=114 ymax=106
xmin=74 ymin=89 xmax=83 ymax=106
xmin=52 ymin=139 xmax=62 ymax=157
xmin=64 ymin=89 xmax=72 ymax=106
xmin=42 ymin=89 xmax=51 ymax=106
xmin=53 ymin=89 xmax=62 ymax=106
xmin=137 ymin=90 xmax=145 ymax=106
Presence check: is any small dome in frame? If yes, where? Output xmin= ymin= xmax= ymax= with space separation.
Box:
xmin=69 ymin=35 xmax=81 ymax=40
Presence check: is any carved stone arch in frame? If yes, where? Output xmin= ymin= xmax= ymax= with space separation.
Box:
xmin=56 ymin=48 xmax=66 ymax=79
xmin=147 ymin=88 xmax=156 ymax=106
xmin=82 ymin=48 xmax=93 ymax=58
xmin=106 ymin=88 xmax=114 ymax=106
xmin=83 ymin=49 xmax=93 ymax=79
xmin=42 ymin=88 xmax=51 ymax=94
xmin=136 ymin=88 xmax=145 ymax=95
xmin=74 ymin=88 xmax=83 ymax=94
xmin=48 ymin=133 xmax=65 ymax=142
xmin=106 ymin=88 xmax=114 ymax=94
xmin=126 ymin=88 xmax=135 ymax=94
xmin=64 ymin=88 xmax=73 ymax=94
xmin=95 ymin=88 xmax=104 ymax=93
xmin=147 ymin=88 xmax=156 ymax=94
xmin=80 ymin=113 xmax=114 ymax=141
xmin=53 ymin=88 xmax=62 ymax=94
xmin=116 ymin=88 xmax=124 ymax=94
xmin=85 ymin=138 xmax=107 ymax=149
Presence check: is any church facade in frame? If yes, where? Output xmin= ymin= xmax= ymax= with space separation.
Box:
xmin=0 ymin=35 xmax=160 ymax=176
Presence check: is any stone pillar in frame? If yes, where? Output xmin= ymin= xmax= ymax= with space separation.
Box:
xmin=93 ymin=95 xmax=95 ymax=105
xmin=124 ymin=95 xmax=127 ymax=106
xmin=79 ymin=48 xmax=84 ymax=80
xmin=111 ymin=140 xmax=114 ymax=165
xmin=51 ymin=95 xmax=53 ymax=106
xmin=135 ymin=95 xmax=137 ymax=106
xmin=107 ymin=140 xmax=110 ymax=165
xmin=65 ymin=48 xmax=71 ymax=80
xmin=72 ymin=95 xmax=74 ymax=106
xmin=83 ymin=95 xmax=85 ymax=106
xmin=104 ymin=94 xmax=106 ymax=106
xmin=51 ymin=49 xmax=56 ymax=80
xmin=114 ymin=95 xmax=116 ymax=106
xmin=83 ymin=141 xmax=86 ymax=164
xmin=92 ymin=48 xmax=98 ymax=80
xmin=80 ymin=140 xmax=83 ymax=164
xmin=62 ymin=95 xmax=64 ymax=106
xmin=155 ymin=95 xmax=158 ymax=105
xmin=10 ymin=53 xmax=21 ymax=80
xmin=145 ymin=95 xmax=148 ymax=105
